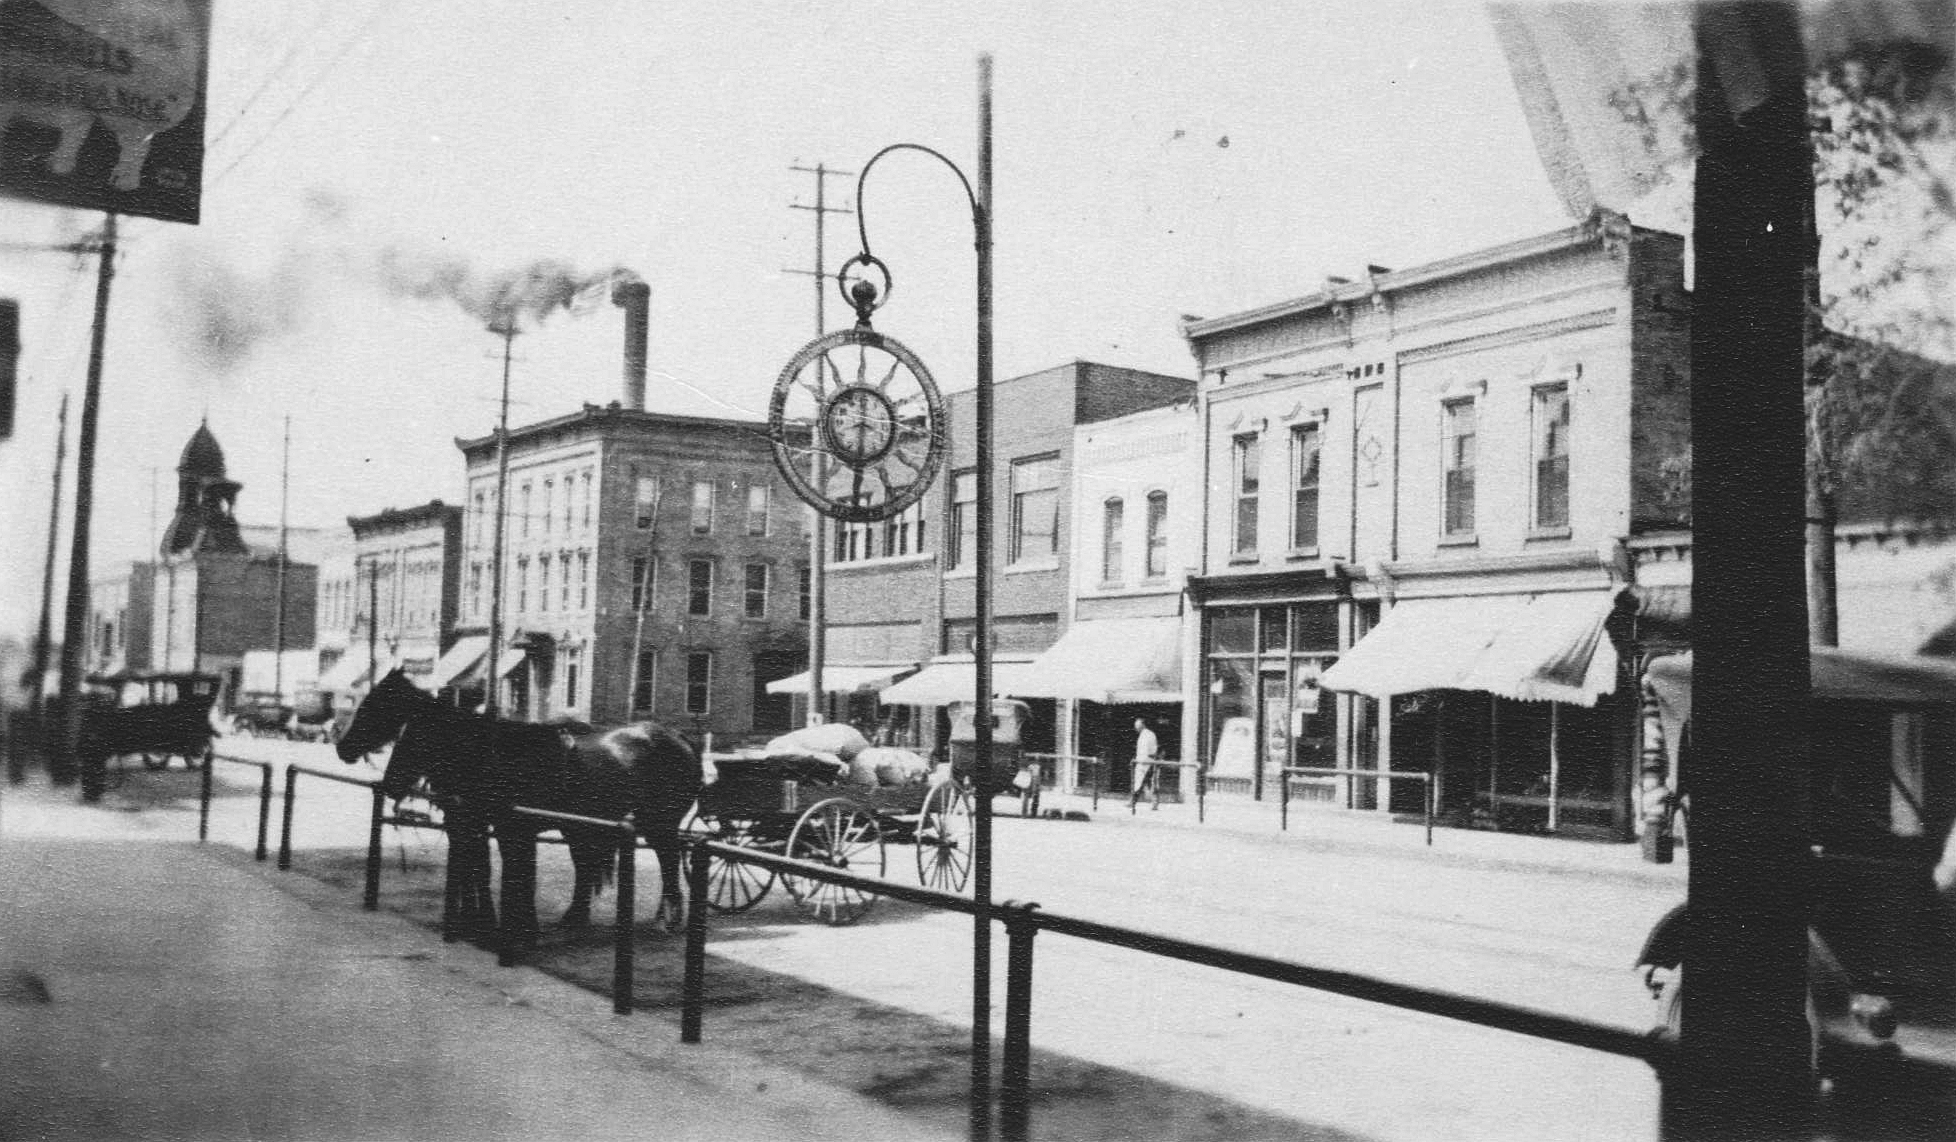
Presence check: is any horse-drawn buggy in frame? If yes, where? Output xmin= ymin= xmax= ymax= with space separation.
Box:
xmin=77 ymin=670 xmax=223 ymax=781
xmin=230 ymin=686 xmax=335 ymax=742
xmin=689 ymin=705 xmax=1041 ymax=925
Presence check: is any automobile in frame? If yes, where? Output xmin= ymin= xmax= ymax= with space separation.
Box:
xmin=1636 ymin=647 xmax=1956 ymax=1132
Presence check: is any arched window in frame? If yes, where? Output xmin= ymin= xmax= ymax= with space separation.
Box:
xmin=1145 ymin=491 xmax=1169 ymax=578
xmin=1101 ymin=497 xmax=1125 ymax=584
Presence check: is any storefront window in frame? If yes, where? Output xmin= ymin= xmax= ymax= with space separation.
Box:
xmin=1209 ymin=610 xmax=1255 ymax=655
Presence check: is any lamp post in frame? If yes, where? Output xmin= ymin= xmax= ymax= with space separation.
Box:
xmin=848 ymin=54 xmax=997 ymax=1136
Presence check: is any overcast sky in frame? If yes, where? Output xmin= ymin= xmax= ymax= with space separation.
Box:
xmin=0 ymin=0 xmax=1575 ymax=642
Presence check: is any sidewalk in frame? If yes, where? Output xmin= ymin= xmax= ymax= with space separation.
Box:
xmin=1039 ymin=784 xmax=1689 ymax=888
xmin=0 ymin=772 xmax=963 ymax=1142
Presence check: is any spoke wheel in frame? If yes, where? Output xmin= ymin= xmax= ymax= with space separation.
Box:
xmin=784 ymin=798 xmax=885 ymax=926
xmin=710 ymin=820 xmax=776 ymax=913
xmin=915 ymin=781 xmax=974 ymax=893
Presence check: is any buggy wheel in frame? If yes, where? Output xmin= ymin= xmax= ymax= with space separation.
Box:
xmin=916 ymin=781 xmax=974 ymax=892
xmin=783 ymin=797 xmax=885 ymax=925
xmin=684 ymin=808 xmax=776 ymax=913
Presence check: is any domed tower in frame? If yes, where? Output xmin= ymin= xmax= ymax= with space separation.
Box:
xmin=160 ymin=420 xmax=249 ymax=557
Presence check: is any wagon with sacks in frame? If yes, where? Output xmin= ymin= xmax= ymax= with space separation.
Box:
xmin=688 ymin=724 xmax=974 ymax=925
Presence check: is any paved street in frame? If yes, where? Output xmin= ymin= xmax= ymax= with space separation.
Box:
xmin=154 ymin=737 xmax=1687 ymax=1141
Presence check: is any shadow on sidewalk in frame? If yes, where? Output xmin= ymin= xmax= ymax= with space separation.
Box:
xmin=292 ymin=846 xmax=1379 ymax=1142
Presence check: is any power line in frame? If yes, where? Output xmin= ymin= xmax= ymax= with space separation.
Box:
xmin=204 ymin=2 xmax=347 ymax=157
xmin=208 ymin=0 xmax=399 ymax=188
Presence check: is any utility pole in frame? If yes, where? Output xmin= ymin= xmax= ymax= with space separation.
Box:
xmin=57 ymin=213 xmax=117 ymax=797
xmin=483 ymin=321 xmax=519 ymax=721
xmin=787 ymin=161 xmax=854 ymax=726
xmin=29 ymin=392 xmax=69 ymax=749
xmin=274 ymin=416 xmax=290 ymax=701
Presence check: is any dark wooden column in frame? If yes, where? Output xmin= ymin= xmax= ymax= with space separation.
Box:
xmin=1673 ymin=4 xmax=1816 ymax=1139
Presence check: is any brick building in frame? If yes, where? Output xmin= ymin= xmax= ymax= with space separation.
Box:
xmin=1184 ymin=211 xmax=1689 ymax=839
xmin=317 ymin=502 xmax=464 ymax=697
xmin=875 ymin=361 xmax=1195 ymax=758
xmin=149 ymin=422 xmax=318 ymax=701
xmin=453 ymin=404 xmax=809 ymax=739
xmin=84 ymin=561 xmax=153 ymax=678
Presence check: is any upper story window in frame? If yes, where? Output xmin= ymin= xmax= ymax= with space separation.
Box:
xmin=631 ymin=555 xmax=655 ymax=612
xmin=634 ymin=474 xmax=659 ymax=530
xmin=1100 ymin=497 xmax=1125 ymax=584
xmin=542 ymin=479 xmax=554 ymax=537
xmin=563 ymin=477 xmax=575 ymax=533
xmin=1009 ymin=455 xmax=1060 ymax=566
xmin=577 ymin=551 xmax=590 ymax=610
xmin=688 ymin=559 xmax=713 ymax=616
xmin=1145 ymin=491 xmax=1169 ymax=579
xmin=835 ymin=499 xmax=876 ymax=563
xmin=882 ymin=501 xmax=925 ymax=557
xmin=581 ymin=471 xmax=593 ymax=530
xmin=949 ymin=470 xmax=977 ymax=571
xmin=746 ymin=484 xmax=770 ymax=537
xmin=1231 ymin=434 xmax=1260 ymax=556
xmin=1442 ymin=398 xmax=1478 ymax=537
xmin=515 ymin=556 xmax=530 ymax=612
xmin=472 ymin=491 xmax=486 ymax=548
xmin=537 ymin=557 xmax=551 ymax=612
xmin=744 ymin=563 xmax=769 ymax=618
xmin=691 ymin=480 xmax=715 ymax=534
xmin=685 ymin=651 xmax=713 ymax=715
xmin=520 ymin=483 xmax=533 ymax=538
xmin=559 ymin=552 xmax=572 ymax=610
xmin=1289 ymin=424 xmax=1322 ymax=552
xmin=1532 ymin=384 xmax=1571 ymax=531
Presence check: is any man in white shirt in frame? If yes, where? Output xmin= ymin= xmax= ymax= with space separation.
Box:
xmin=1129 ymin=717 xmax=1160 ymax=810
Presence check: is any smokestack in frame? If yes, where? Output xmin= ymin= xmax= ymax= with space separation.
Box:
xmin=612 ymin=279 xmax=649 ymax=411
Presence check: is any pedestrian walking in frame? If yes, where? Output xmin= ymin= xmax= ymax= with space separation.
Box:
xmin=1129 ymin=717 xmax=1160 ymax=810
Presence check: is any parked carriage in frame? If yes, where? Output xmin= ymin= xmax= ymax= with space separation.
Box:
xmin=80 ymin=670 xmax=223 ymax=773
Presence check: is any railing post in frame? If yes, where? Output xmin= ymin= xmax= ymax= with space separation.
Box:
xmin=254 ymin=765 xmax=271 ymax=861
xmin=1000 ymin=900 xmax=1041 ymax=1142
xmin=682 ymin=840 xmax=709 ymax=1043
xmin=1280 ymin=769 xmax=1290 ymax=832
xmin=198 ymin=752 xmax=214 ymax=841
xmin=364 ymin=787 xmax=384 ymax=911
xmin=1197 ymin=761 xmax=1205 ymax=823
xmin=1090 ymin=755 xmax=1100 ymax=811
xmin=1424 ymin=774 xmax=1434 ymax=847
xmin=278 ymin=765 xmax=298 ymax=870
xmin=442 ymin=815 xmax=463 ymax=944
xmin=613 ymin=815 xmax=636 ymax=1015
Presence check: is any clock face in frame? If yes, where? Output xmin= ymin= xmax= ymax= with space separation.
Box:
xmin=821 ymin=386 xmax=898 ymax=466
xmin=769 ymin=328 xmax=947 ymax=523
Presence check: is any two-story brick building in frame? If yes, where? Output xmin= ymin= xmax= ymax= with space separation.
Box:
xmin=876 ymin=361 xmax=1195 ymax=759
xmin=323 ymin=502 xmax=466 ymax=696
xmin=1183 ymin=211 xmax=1689 ymax=839
xmin=453 ymin=404 xmax=809 ymax=739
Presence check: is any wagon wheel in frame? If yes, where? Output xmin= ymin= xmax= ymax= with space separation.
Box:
xmin=915 ymin=780 xmax=974 ymax=893
xmin=682 ymin=808 xmax=777 ymax=914
xmin=783 ymin=797 xmax=885 ymax=926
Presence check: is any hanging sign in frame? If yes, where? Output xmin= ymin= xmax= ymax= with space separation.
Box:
xmin=0 ymin=0 xmax=210 ymax=223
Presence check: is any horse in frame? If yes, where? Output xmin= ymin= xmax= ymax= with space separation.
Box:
xmin=335 ymin=667 xmax=703 ymax=943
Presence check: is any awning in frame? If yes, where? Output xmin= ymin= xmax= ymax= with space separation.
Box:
xmin=316 ymin=648 xmax=375 ymax=693
xmin=765 ymin=663 xmax=916 ymax=696
xmin=1009 ymin=617 xmax=1182 ymax=703
xmin=494 ymin=647 xmax=528 ymax=679
xmin=430 ymin=636 xmax=489 ymax=690
xmin=880 ymin=656 xmax=1039 ymax=707
xmin=1648 ymin=648 xmax=1956 ymax=735
xmin=1320 ymin=590 xmax=1620 ymax=707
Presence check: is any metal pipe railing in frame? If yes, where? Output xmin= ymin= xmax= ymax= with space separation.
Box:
xmin=1125 ymin=759 xmax=1204 ymax=820
xmin=1021 ymin=751 xmax=1100 ymax=806
xmin=505 ymin=805 xmax=639 ymax=1015
xmin=679 ymin=836 xmax=1666 ymax=1141
xmin=200 ymin=753 xmax=275 ymax=861
xmin=1281 ymin=766 xmax=1434 ymax=846
xmin=278 ymin=763 xmax=397 ymax=910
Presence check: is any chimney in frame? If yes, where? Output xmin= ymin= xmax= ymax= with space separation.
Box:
xmin=611 ymin=278 xmax=650 ymax=411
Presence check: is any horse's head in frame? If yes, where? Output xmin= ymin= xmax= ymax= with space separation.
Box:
xmin=334 ymin=667 xmax=421 ymax=765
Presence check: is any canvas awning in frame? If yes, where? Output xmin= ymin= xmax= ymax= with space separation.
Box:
xmin=430 ymin=636 xmax=489 ymax=690
xmin=1009 ymin=617 xmax=1182 ymax=704
xmin=315 ymin=648 xmax=375 ymax=694
xmin=494 ymin=647 xmax=528 ymax=679
xmin=765 ymin=663 xmax=916 ymax=695
xmin=1647 ymin=647 xmax=1956 ymax=735
xmin=880 ymin=656 xmax=1039 ymax=707
xmin=1320 ymin=590 xmax=1621 ymax=707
